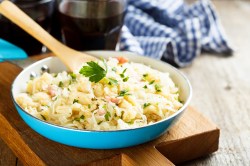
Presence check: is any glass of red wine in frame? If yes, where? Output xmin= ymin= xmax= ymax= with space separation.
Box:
xmin=0 ymin=0 xmax=55 ymax=55
xmin=56 ymin=0 xmax=126 ymax=51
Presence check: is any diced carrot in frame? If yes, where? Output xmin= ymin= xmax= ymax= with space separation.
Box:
xmin=116 ymin=57 xmax=128 ymax=64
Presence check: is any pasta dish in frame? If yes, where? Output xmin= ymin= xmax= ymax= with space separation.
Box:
xmin=16 ymin=57 xmax=183 ymax=130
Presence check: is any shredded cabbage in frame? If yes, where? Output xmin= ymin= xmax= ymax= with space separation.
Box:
xmin=16 ymin=57 xmax=183 ymax=130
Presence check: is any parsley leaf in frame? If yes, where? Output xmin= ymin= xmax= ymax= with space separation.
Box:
xmin=123 ymin=77 xmax=129 ymax=82
xmin=143 ymin=85 xmax=148 ymax=89
xmin=155 ymin=84 xmax=162 ymax=92
xmin=105 ymin=111 xmax=111 ymax=121
xmin=74 ymin=115 xmax=85 ymax=122
xmin=122 ymin=68 xmax=127 ymax=74
xmin=73 ymin=99 xmax=79 ymax=104
xmin=121 ymin=111 xmax=124 ymax=119
xmin=120 ymin=73 xmax=125 ymax=78
xmin=58 ymin=81 xmax=63 ymax=87
xmin=70 ymin=73 xmax=77 ymax=80
xmin=149 ymin=80 xmax=155 ymax=85
xmin=79 ymin=61 xmax=107 ymax=83
xmin=126 ymin=120 xmax=134 ymax=125
xmin=108 ymin=78 xmax=118 ymax=85
xmin=143 ymin=103 xmax=151 ymax=109
xmin=120 ymin=68 xmax=127 ymax=78
xmin=102 ymin=104 xmax=107 ymax=110
xmin=118 ymin=90 xmax=131 ymax=97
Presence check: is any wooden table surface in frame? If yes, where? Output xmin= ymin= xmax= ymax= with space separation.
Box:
xmin=1 ymin=0 xmax=250 ymax=165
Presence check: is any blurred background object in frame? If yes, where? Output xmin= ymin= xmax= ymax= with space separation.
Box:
xmin=0 ymin=38 xmax=27 ymax=62
xmin=0 ymin=0 xmax=233 ymax=67
xmin=55 ymin=0 xmax=126 ymax=51
xmin=0 ymin=0 xmax=55 ymax=55
xmin=119 ymin=0 xmax=233 ymax=67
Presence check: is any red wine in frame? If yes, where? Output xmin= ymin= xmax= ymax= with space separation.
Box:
xmin=0 ymin=16 xmax=51 ymax=55
xmin=58 ymin=1 xmax=125 ymax=51
xmin=0 ymin=0 xmax=54 ymax=55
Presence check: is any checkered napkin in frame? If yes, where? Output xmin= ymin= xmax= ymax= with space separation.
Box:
xmin=119 ymin=0 xmax=233 ymax=67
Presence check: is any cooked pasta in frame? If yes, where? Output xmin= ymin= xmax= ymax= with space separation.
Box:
xmin=16 ymin=57 xmax=183 ymax=130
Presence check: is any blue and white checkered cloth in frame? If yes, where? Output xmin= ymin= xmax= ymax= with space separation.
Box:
xmin=119 ymin=0 xmax=233 ymax=67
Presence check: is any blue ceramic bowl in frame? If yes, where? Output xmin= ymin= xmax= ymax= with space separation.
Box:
xmin=11 ymin=51 xmax=192 ymax=149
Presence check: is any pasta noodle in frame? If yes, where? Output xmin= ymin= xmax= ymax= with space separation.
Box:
xmin=16 ymin=57 xmax=183 ymax=130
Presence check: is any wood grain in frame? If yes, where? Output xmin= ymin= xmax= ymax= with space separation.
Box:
xmin=0 ymin=61 xmax=219 ymax=165
xmin=181 ymin=0 xmax=250 ymax=165
xmin=0 ymin=138 xmax=16 ymax=166
xmin=83 ymin=154 xmax=138 ymax=166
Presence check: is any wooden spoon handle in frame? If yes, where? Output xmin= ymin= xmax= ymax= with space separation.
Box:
xmin=0 ymin=0 xmax=97 ymax=71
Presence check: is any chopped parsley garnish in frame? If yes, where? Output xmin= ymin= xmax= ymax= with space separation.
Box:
xmin=102 ymin=104 xmax=107 ymax=110
xmin=121 ymin=111 xmax=124 ymax=119
xmin=74 ymin=115 xmax=85 ymax=122
xmin=118 ymin=89 xmax=131 ymax=97
xmin=120 ymin=73 xmax=125 ymax=78
xmin=123 ymin=77 xmax=129 ymax=82
xmin=41 ymin=114 xmax=46 ymax=120
xmin=79 ymin=61 xmax=107 ymax=83
xmin=143 ymin=103 xmax=151 ymax=109
xmin=88 ymin=104 xmax=91 ymax=109
xmin=149 ymin=80 xmax=155 ymax=85
xmin=155 ymin=84 xmax=162 ymax=92
xmin=126 ymin=120 xmax=134 ymax=125
xmin=122 ymin=68 xmax=127 ymax=73
xmin=142 ymin=73 xmax=148 ymax=81
xmin=53 ymin=73 xmax=58 ymax=77
xmin=73 ymin=99 xmax=79 ymax=104
xmin=143 ymin=85 xmax=148 ymax=89
xmin=58 ymin=81 xmax=63 ymax=87
xmin=112 ymin=67 xmax=117 ymax=72
xmin=105 ymin=111 xmax=111 ymax=121
xmin=98 ymin=121 xmax=103 ymax=125
xmin=120 ymin=68 xmax=127 ymax=78
xmin=108 ymin=78 xmax=118 ymax=85
xmin=70 ymin=73 xmax=77 ymax=80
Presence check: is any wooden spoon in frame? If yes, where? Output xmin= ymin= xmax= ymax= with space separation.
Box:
xmin=0 ymin=0 xmax=98 ymax=71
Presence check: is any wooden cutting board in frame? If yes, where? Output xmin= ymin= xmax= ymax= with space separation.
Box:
xmin=0 ymin=58 xmax=220 ymax=166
